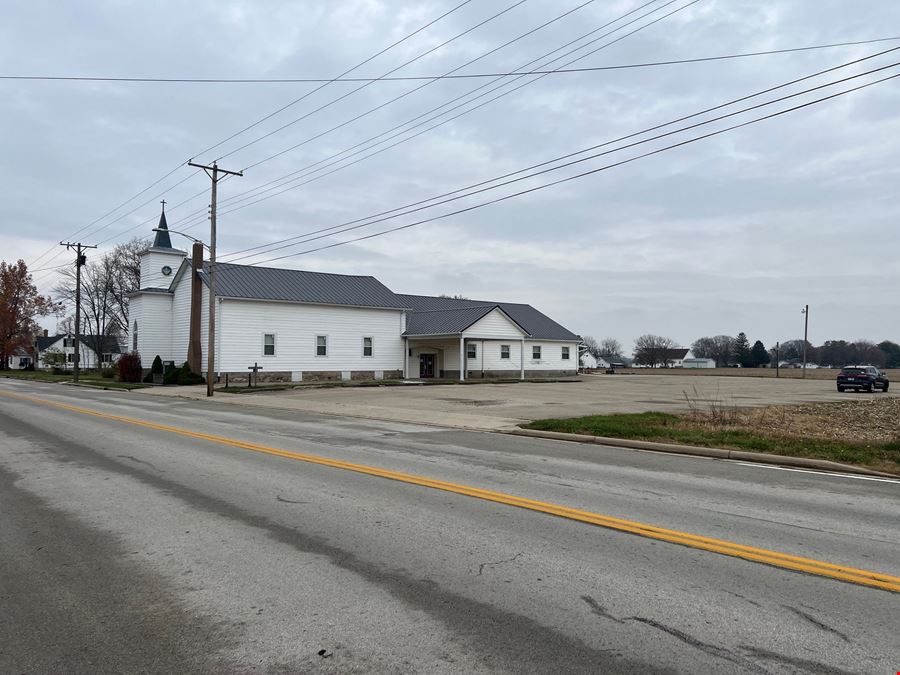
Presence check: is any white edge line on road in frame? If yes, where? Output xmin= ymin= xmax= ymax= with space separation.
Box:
xmin=732 ymin=462 xmax=900 ymax=484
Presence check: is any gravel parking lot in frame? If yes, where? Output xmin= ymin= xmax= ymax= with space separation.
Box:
xmin=146 ymin=372 xmax=899 ymax=431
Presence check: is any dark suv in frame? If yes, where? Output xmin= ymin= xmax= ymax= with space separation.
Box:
xmin=836 ymin=366 xmax=890 ymax=393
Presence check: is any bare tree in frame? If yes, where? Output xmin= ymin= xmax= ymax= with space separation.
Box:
xmin=107 ymin=239 xmax=143 ymax=335
xmin=691 ymin=335 xmax=735 ymax=367
xmin=599 ymin=338 xmax=622 ymax=358
xmin=633 ymin=334 xmax=677 ymax=368
xmin=54 ymin=239 xmax=142 ymax=363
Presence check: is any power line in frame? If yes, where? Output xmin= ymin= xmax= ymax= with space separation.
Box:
xmin=8 ymin=36 xmax=899 ymax=84
xmin=249 ymin=70 xmax=900 ymax=265
xmin=191 ymin=0 xmax=475 ymax=161
xmin=175 ymin=0 xmax=690 ymax=227
xmin=221 ymin=44 xmax=900 ymax=261
xmin=222 ymin=59 xmax=900 ymax=265
xmin=163 ymin=0 xmax=670 ymax=235
xmin=212 ymin=0 xmax=533 ymax=163
xmin=29 ymin=0 xmax=472 ymax=269
xmin=233 ymin=0 xmax=680 ymax=171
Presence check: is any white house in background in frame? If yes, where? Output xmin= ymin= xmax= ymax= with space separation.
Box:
xmin=35 ymin=332 xmax=123 ymax=369
xmin=5 ymin=347 xmax=33 ymax=369
xmin=129 ymin=210 xmax=580 ymax=382
xmin=681 ymin=357 xmax=716 ymax=369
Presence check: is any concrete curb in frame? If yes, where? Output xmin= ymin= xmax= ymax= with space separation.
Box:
xmin=507 ymin=428 xmax=898 ymax=478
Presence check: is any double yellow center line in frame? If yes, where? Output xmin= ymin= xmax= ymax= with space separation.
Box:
xmin=2 ymin=388 xmax=898 ymax=594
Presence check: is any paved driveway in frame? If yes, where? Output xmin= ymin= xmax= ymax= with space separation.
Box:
xmin=144 ymin=373 xmax=897 ymax=431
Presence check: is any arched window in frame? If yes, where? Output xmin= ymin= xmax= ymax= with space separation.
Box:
xmin=132 ymin=320 xmax=138 ymax=352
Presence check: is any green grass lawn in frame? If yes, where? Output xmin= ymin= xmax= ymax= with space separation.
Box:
xmin=525 ymin=412 xmax=900 ymax=474
xmin=0 ymin=370 xmax=148 ymax=391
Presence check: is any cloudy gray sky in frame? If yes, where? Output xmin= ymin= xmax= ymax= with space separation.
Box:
xmin=3 ymin=0 xmax=899 ymax=352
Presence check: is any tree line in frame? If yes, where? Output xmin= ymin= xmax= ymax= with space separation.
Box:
xmin=0 ymin=240 xmax=143 ymax=369
xmin=580 ymin=331 xmax=900 ymax=369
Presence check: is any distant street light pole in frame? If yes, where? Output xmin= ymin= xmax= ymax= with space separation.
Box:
xmin=801 ymin=305 xmax=809 ymax=379
xmin=186 ymin=161 xmax=243 ymax=397
xmin=153 ymin=228 xmax=208 ymax=249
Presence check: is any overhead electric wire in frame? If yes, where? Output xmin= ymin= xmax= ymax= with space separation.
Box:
xmin=234 ymin=0 xmax=677 ymax=172
xmin=28 ymin=0 xmax=472 ymax=271
xmin=211 ymin=0 xmax=532 ymax=163
xmin=8 ymin=36 xmax=899 ymax=84
xmin=222 ymin=57 xmax=900 ymax=265
xmin=177 ymin=0 xmax=688 ymax=230
xmin=167 ymin=0 xmax=671 ymax=235
xmin=249 ymin=69 xmax=900 ymax=265
xmin=192 ymin=0 xmax=706 ymax=232
xmin=220 ymin=44 xmax=900 ymax=261
xmin=100 ymin=0 xmax=599 ymax=245
xmin=191 ymin=0 xmax=475 ymax=161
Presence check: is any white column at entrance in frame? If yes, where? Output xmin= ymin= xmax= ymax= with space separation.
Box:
xmin=520 ymin=338 xmax=525 ymax=380
xmin=403 ymin=337 xmax=408 ymax=379
xmin=459 ymin=337 xmax=466 ymax=381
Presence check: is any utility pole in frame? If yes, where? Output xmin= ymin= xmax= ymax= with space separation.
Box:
xmin=60 ymin=242 xmax=97 ymax=382
xmin=801 ymin=304 xmax=809 ymax=379
xmin=775 ymin=342 xmax=780 ymax=379
xmin=187 ymin=160 xmax=242 ymax=397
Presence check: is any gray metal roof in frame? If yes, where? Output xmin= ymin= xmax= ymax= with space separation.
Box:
xmin=35 ymin=334 xmax=123 ymax=354
xmin=398 ymin=294 xmax=579 ymax=341
xmin=198 ymin=263 xmax=408 ymax=309
xmin=403 ymin=305 xmax=497 ymax=336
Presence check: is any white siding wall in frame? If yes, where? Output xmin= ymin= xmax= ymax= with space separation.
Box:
xmin=139 ymin=249 xmax=186 ymax=290
xmin=525 ymin=340 xmax=578 ymax=371
xmin=137 ymin=293 xmax=175 ymax=363
xmin=474 ymin=340 xmax=523 ymax=372
xmin=217 ymin=300 xmax=404 ymax=373
xmin=463 ymin=309 xmax=525 ymax=339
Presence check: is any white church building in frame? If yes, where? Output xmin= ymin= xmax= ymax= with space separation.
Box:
xmin=129 ymin=210 xmax=580 ymax=383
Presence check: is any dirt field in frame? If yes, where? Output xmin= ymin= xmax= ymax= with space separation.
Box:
xmin=609 ymin=367 xmax=900 ymax=381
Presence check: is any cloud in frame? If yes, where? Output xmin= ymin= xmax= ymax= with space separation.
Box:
xmin=2 ymin=0 xmax=899 ymax=349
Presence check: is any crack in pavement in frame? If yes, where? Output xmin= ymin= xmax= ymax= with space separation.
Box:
xmin=275 ymin=495 xmax=309 ymax=504
xmin=783 ymin=606 xmax=850 ymax=642
xmin=581 ymin=596 xmax=771 ymax=674
xmin=117 ymin=455 xmax=163 ymax=473
xmin=476 ymin=552 xmax=523 ymax=576
xmin=740 ymin=646 xmax=858 ymax=675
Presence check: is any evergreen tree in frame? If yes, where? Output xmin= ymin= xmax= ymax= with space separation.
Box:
xmin=750 ymin=340 xmax=769 ymax=368
xmin=733 ymin=332 xmax=752 ymax=367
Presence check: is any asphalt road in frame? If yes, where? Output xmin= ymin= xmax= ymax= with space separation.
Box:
xmin=1 ymin=379 xmax=898 ymax=674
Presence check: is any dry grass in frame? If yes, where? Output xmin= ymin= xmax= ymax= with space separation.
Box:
xmin=683 ymin=394 xmax=900 ymax=445
xmin=527 ymin=392 xmax=900 ymax=474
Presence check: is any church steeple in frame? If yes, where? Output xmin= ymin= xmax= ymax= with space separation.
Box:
xmin=153 ymin=200 xmax=173 ymax=249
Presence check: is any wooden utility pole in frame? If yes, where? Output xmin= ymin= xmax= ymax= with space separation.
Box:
xmin=60 ymin=242 xmax=97 ymax=382
xmin=187 ymin=161 xmax=242 ymax=397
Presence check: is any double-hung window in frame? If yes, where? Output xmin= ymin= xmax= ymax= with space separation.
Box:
xmin=316 ymin=335 xmax=327 ymax=356
xmin=532 ymin=345 xmax=542 ymax=360
xmin=500 ymin=345 xmax=510 ymax=359
xmin=562 ymin=346 xmax=570 ymax=360
xmin=467 ymin=343 xmax=477 ymax=359
xmin=263 ymin=333 xmax=276 ymax=356
xmin=362 ymin=337 xmax=373 ymax=357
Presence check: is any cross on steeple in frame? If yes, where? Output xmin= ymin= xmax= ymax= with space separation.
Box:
xmin=153 ymin=199 xmax=173 ymax=249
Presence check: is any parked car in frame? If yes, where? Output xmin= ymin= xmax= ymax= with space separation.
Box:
xmin=836 ymin=366 xmax=890 ymax=393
